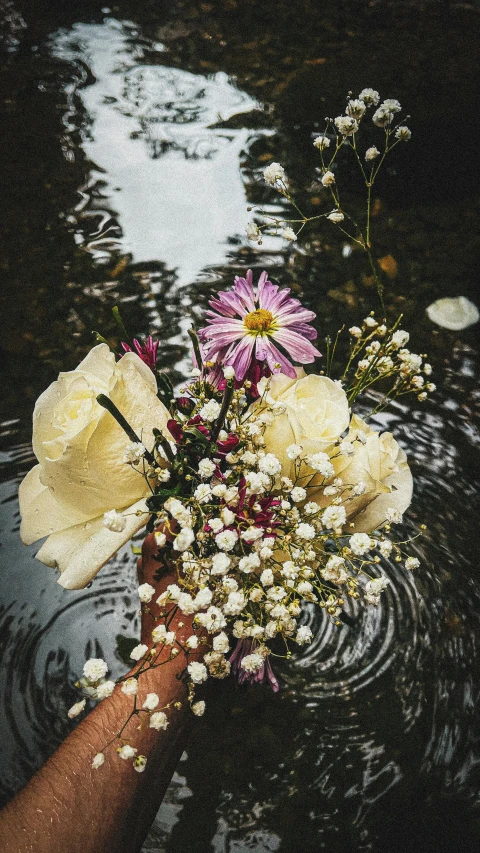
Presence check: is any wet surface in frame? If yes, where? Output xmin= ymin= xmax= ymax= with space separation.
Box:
xmin=1 ymin=1 xmax=480 ymax=851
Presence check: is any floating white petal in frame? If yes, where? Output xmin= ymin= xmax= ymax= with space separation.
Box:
xmin=426 ymin=296 xmax=479 ymax=331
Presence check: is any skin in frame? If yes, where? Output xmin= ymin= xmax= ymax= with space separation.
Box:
xmin=0 ymin=534 xmax=206 ymax=853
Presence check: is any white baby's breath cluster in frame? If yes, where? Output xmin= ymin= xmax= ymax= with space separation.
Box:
xmin=70 ymin=361 xmax=423 ymax=771
xmin=140 ymin=378 xmax=415 ymax=672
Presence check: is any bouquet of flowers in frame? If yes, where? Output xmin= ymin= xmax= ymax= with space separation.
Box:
xmin=18 ymin=90 xmax=433 ymax=773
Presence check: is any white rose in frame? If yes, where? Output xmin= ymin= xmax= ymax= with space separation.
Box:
xmin=19 ymin=344 xmax=170 ymax=589
xmin=308 ymin=415 xmax=413 ymax=533
xmin=253 ymin=370 xmax=349 ymax=478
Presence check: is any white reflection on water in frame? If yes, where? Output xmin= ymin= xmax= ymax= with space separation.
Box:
xmin=52 ymin=19 xmax=259 ymax=285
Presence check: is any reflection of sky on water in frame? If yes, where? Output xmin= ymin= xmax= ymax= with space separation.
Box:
xmin=53 ymin=19 xmax=259 ymax=285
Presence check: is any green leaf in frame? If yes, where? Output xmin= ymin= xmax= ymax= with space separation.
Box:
xmin=183 ymin=426 xmax=209 ymax=445
xmin=146 ymin=485 xmax=181 ymax=510
xmin=115 ymin=634 xmax=139 ymax=665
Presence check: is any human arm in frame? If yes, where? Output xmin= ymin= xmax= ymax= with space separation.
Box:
xmin=0 ymin=534 xmax=204 ymax=853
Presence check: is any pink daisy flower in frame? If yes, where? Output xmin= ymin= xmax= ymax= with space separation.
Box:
xmin=198 ymin=270 xmax=321 ymax=381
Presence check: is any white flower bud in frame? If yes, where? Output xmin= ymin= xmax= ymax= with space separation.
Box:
xmin=68 ymin=699 xmax=86 ymax=719
xmin=103 ymin=510 xmax=126 ymax=532
xmin=313 ymin=135 xmax=330 ymax=150
xmin=365 ymin=146 xmax=380 ymax=161
xmin=395 ymin=126 xmax=411 ymax=141
xmin=327 ymin=210 xmax=344 ymax=223
xmin=138 ymin=583 xmax=155 ymax=603
xmin=246 ymin=221 xmax=261 ymax=242
xmin=321 ymin=170 xmax=335 ymax=186
xmin=150 ymin=711 xmax=169 ymax=730
xmin=92 ymin=753 xmax=105 ymax=770
xmin=263 ymin=162 xmax=286 ymax=186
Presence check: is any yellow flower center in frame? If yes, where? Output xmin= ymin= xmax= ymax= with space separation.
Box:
xmin=244 ymin=308 xmax=275 ymax=333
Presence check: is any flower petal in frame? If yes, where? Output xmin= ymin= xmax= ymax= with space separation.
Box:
xmin=19 ymin=465 xmax=89 ymax=544
xmin=39 ymin=353 xmax=168 ymax=520
xmin=36 ymin=498 xmax=149 ymax=589
xmin=426 ymin=296 xmax=479 ymax=330
xmin=256 ymin=271 xmax=271 ymax=304
xmin=224 ymin=336 xmax=256 ymax=380
xmin=285 ymin=322 xmax=318 ymax=340
xmin=258 ymin=282 xmax=284 ymax=313
xmin=232 ymin=272 xmax=256 ymax=312
xmin=271 ymin=328 xmax=321 ymax=362
xmin=261 ymin=339 xmax=297 ymax=377
xmin=350 ymin=460 xmax=413 ymax=533
xmin=207 ymin=292 xmax=245 ymax=318
xmin=275 ymin=307 xmax=317 ymax=325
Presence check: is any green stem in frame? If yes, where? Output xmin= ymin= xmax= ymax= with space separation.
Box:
xmin=366 ymin=182 xmax=372 ymax=248
xmin=157 ymin=436 xmax=175 ymax=464
xmin=112 ymin=306 xmax=130 ymax=343
xmin=96 ymin=394 xmax=155 ymax=466
xmin=188 ymin=328 xmax=203 ymax=372
xmin=371 ymin=130 xmax=391 ymax=182
xmin=92 ymin=331 xmax=116 ymax=352
xmin=366 ymin=247 xmax=386 ymax=317
xmin=210 ymin=380 xmax=235 ymax=444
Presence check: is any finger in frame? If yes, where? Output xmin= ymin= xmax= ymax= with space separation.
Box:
xmin=137 ymin=533 xmax=159 ymax=586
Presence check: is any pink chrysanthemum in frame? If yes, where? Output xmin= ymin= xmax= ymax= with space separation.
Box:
xmin=198 ymin=270 xmax=321 ymax=381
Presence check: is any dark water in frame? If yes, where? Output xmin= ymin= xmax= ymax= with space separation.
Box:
xmin=1 ymin=1 xmax=480 ymax=851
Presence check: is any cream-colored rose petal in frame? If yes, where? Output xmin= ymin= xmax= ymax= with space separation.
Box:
xmin=254 ymin=369 xmax=350 ymax=479
xmin=340 ymin=416 xmax=412 ymax=531
xmin=114 ymin=350 xmax=158 ymax=393
xmin=38 ymin=351 xmax=170 ymax=520
xmin=281 ymin=375 xmax=350 ymax=443
xmin=19 ymin=343 xmax=170 ymax=586
xmin=306 ymin=413 xmax=413 ymax=533
xmin=32 ymin=345 xmax=115 ymax=463
xmin=36 ymin=498 xmax=149 ymax=589
xmin=19 ymin=465 xmax=92 ymax=544
xmin=349 ymin=456 xmax=413 ymax=533
xmin=426 ymin=296 xmax=479 ymax=331
xmin=261 ymin=410 xmax=300 ymax=477
xmin=75 ymin=342 xmax=118 ymax=385
xmin=265 ymin=367 xmax=306 ymax=400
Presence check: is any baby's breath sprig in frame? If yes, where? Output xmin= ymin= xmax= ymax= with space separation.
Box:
xmin=343 ymin=315 xmax=435 ymax=410
xmin=247 ymin=89 xmax=412 ymax=313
